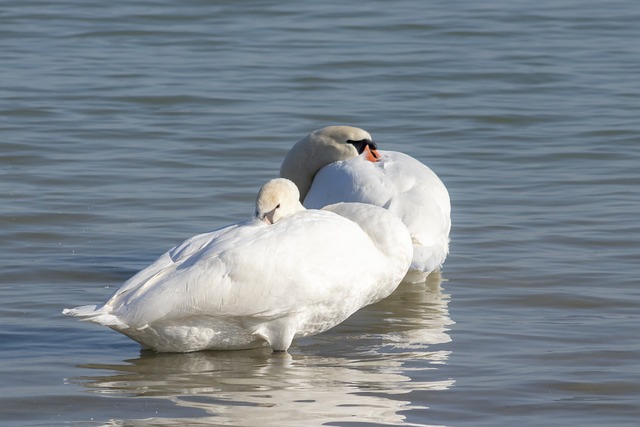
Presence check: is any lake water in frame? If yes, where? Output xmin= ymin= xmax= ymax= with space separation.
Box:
xmin=1 ymin=0 xmax=639 ymax=426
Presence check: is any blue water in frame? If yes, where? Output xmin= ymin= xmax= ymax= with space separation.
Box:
xmin=1 ymin=0 xmax=639 ymax=426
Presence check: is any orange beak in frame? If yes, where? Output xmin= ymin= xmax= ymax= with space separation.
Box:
xmin=363 ymin=144 xmax=381 ymax=162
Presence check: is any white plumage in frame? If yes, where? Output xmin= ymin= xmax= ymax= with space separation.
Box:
xmin=63 ymin=178 xmax=412 ymax=352
xmin=280 ymin=126 xmax=451 ymax=276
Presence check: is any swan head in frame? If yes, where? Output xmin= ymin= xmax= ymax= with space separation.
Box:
xmin=280 ymin=126 xmax=381 ymax=201
xmin=255 ymin=178 xmax=305 ymax=225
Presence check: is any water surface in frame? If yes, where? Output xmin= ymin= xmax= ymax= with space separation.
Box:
xmin=1 ymin=0 xmax=639 ymax=426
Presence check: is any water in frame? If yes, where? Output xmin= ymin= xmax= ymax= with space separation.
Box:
xmin=1 ymin=0 xmax=639 ymax=425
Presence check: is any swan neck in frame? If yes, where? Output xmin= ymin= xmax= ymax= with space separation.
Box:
xmin=279 ymin=139 xmax=323 ymax=201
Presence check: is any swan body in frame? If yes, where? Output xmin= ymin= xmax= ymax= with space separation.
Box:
xmin=280 ymin=126 xmax=451 ymax=275
xmin=63 ymin=178 xmax=412 ymax=352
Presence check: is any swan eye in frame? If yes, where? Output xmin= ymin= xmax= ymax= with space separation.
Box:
xmin=276 ymin=204 xmax=281 ymax=209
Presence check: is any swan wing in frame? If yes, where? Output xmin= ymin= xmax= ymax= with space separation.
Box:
xmin=73 ymin=210 xmax=408 ymax=331
xmin=305 ymin=150 xmax=451 ymax=272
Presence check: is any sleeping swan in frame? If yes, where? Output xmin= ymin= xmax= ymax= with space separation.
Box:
xmin=280 ymin=126 xmax=451 ymax=277
xmin=63 ymin=178 xmax=412 ymax=353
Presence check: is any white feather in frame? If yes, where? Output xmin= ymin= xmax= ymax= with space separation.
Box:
xmin=280 ymin=126 xmax=451 ymax=275
xmin=64 ymin=179 xmax=412 ymax=353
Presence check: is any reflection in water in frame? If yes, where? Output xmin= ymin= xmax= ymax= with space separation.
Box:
xmin=76 ymin=274 xmax=454 ymax=426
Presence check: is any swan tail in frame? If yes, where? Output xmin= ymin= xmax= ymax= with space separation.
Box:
xmin=62 ymin=305 xmax=128 ymax=329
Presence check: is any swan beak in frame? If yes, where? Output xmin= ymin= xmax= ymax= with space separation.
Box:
xmin=364 ymin=144 xmax=381 ymax=162
xmin=259 ymin=214 xmax=272 ymax=225
xmin=257 ymin=209 xmax=276 ymax=225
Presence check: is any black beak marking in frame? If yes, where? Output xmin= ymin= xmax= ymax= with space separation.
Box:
xmin=347 ymin=139 xmax=378 ymax=155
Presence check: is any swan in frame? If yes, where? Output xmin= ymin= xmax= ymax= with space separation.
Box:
xmin=63 ymin=178 xmax=412 ymax=353
xmin=280 ymin=126 xmax=451 ymax=277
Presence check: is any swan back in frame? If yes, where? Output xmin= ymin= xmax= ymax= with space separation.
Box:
xmin=322 ymin=202 xmax=413 ymax=270
xmin=308 ymin=151 xmax=451 ymax=273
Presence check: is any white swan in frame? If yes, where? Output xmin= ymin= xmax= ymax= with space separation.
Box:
xmin=63 ymin=178 xmax=412 ymax=353
xmin=280 ymin=126 xmax=451 ymax=277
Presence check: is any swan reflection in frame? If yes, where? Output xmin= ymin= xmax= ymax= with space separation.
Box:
xmin=76 ymin=274 xmax=454 ymax=426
